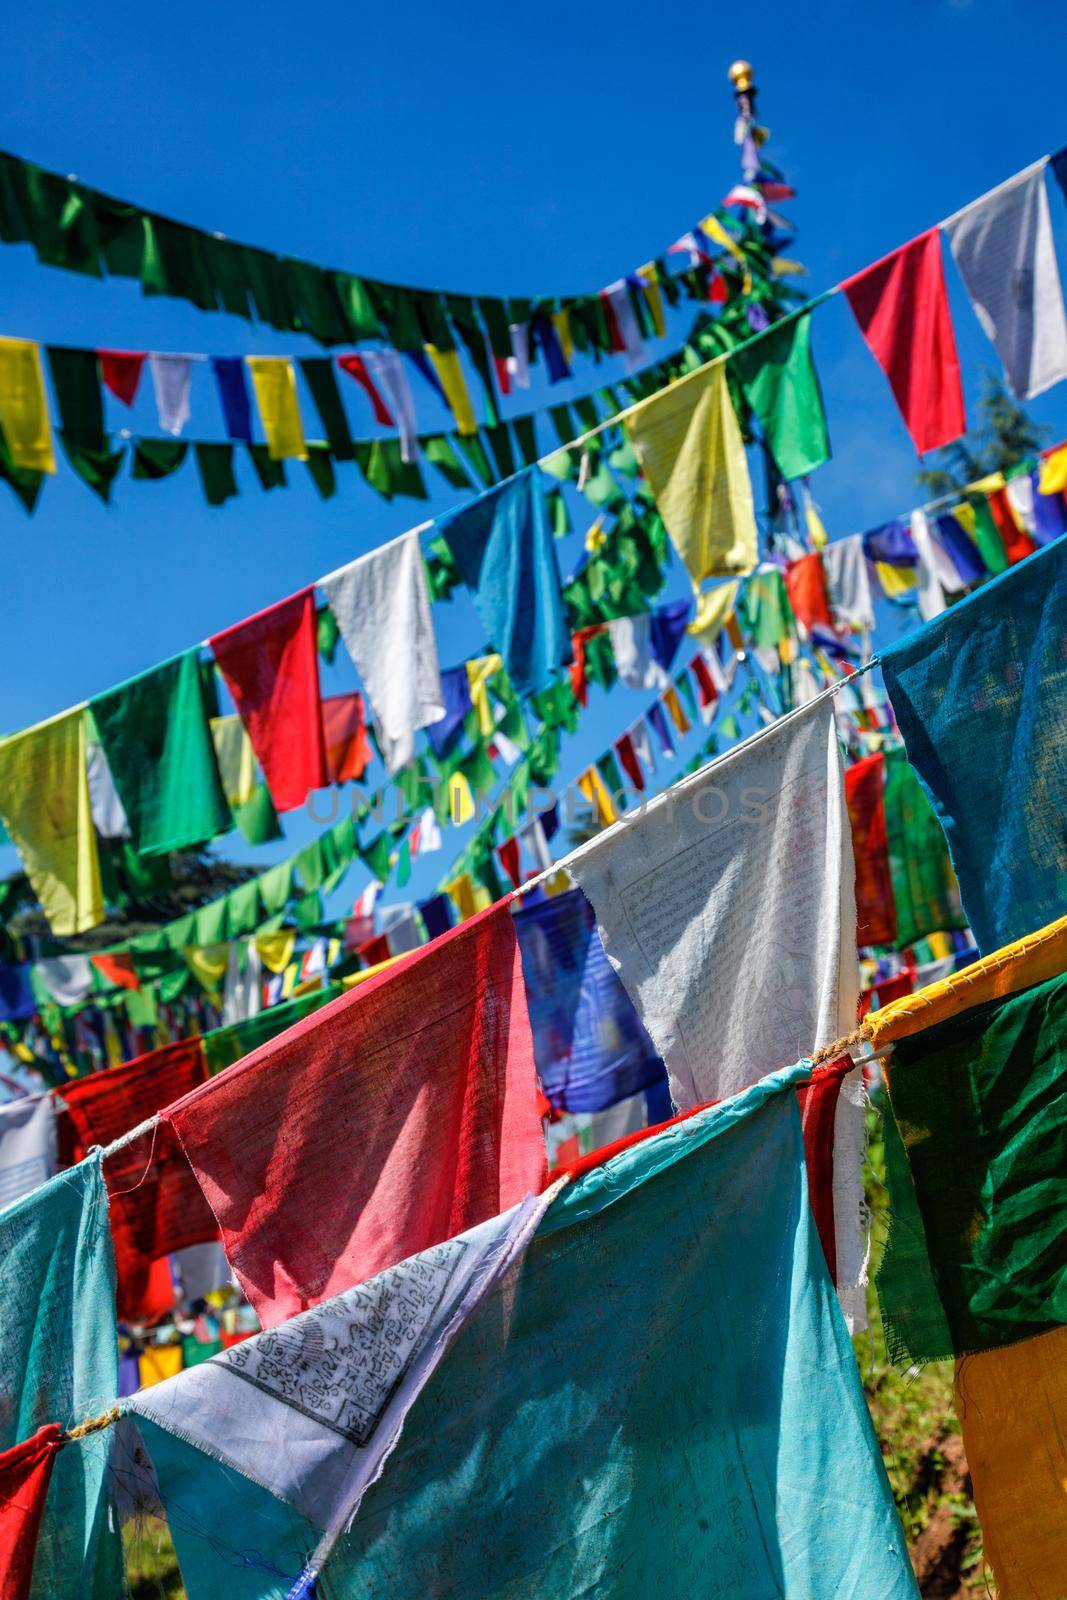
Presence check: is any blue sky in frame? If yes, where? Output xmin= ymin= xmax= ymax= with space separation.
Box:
xmin=1 ymin=0 xmax=1066 ymax=916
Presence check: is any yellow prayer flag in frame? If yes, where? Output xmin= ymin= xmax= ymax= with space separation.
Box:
xmin=0 ymin=709 xmax=103 ymax=936
xmin=246 ymin=357 xmax=307 ymax=460
xmin=725 ymin=613 xmax=745 ymax=652
xmin=342 ymin=954 xmax=402 ymax=988
xmin=425 ymin=346 xmax=477 ymax=436
xmin=1038 ymin=444 xmax=1067 ymax=496
xmin=281 ymin=962 xmax=298 ymax=998
xmin=867 ymin=913 xmax=1067 ymax=1047
xmin=444 ymin=873 xmax=490 ymax=921
xmin=184 ymin=942 xmax=230 ymax=991
xmin=551 ymin=311 xmax=574 ymax=366
xmin=955 ymin=1324 xmax=1067 ymax=1600
xmin=636 ymin=265 xmax=666 ymax=339
xmin=661 ymin=684 xmax=691 ymax=736
xmin=874 ymin=561 xmax=916 ymax=599
xmin=449 ymin=772 xmax=476 ymax=826
xmin=925 ymin=930 xmax=952 ymax=961
xmin=804 ymin=496 xmax=829 ymax=550
xmin=699 ymin=215 xmax=751 ymax=291
xmin=626 ymin=365 xmax=758 ymax=585
xmin=255 ymin=929 xmax=298 ymax=974
xmin=465 ymin=655 xmax=502 ymax=740
xmin=688 ymin=580 xmax=740 ymax=643
xmin=970 ymin=471 xmax=1006 ymax=495
xmin=577 ymin=767 xmax=617 ymax=827
xmin=210 ymin=715 xmax=257 ymax=808
xmin=138 ymin=1344 xmax=184 ymax=1388
xmin=0 ymin=338 xmax=55 ymax=474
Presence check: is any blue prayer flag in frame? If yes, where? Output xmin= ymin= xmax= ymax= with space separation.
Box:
xmin=440 ymin=472 xmax=571 ymax=695
xmin=212 ymin=357 xmax=253 ymax=443
xmin=881 ymin=536 xmax=1067 ymax=953
xmin=648 ymin=597 xmax=692 ymax=673
xmin=425 ymin=665 xmax=471 ymax=758
xmin=515 ymin=887 xmax=666 ymax=1112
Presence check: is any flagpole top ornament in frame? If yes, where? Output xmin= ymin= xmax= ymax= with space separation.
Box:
xmin=728 ymin=60 xmax=755 ymax=94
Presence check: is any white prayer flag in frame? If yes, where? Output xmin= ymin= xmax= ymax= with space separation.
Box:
xmin=364 ymin=351 xmax=418 ymax=464
xmin=85 ymin=741 xmax=130 ymax=839
xmin=821 ymin=534 xmax=874 ymax=632
xmin=909 ymin=511 xmax=948 ymax=621
xmin=34 ymin=954 xmax=93 ymax=1006
xmin=569 ymin=698 xmax=858 ymax=1108
xmin=603 ymin=281 xmax=645 ymax=373
xmin=944 ymin=160 xmax=1067 ymax=400
xmin=628 ymin=717 xmax=656 ymax=777
xmin=0 ymin=1095 xmax=57 ymax=1208
xmin=133 ymin=1190 xmax=558 ymax=1575
xmin=507 ymin=324 xmax=530 ymax=389
xmin=322 ymin=530 xmax=445 ymax=775
xmin=415 ymin=806 xmax=441 ymax=854
xmin=222 ymin=943 xmax=261 ymax=1027
xmin=148 ymin=354 xmax=193 ymax=435
xmin=607 ymin=615 xmax=668 ymax=690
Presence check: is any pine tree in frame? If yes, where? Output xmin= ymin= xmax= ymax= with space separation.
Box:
xmin=917 ymin=371 xmax=1050 ymax=496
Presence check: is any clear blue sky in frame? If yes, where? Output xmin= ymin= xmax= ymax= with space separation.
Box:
xmin=1 ymin=0 xmax=1066 ymax=915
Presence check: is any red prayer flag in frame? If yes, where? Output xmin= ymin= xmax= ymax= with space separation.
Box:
xmin=689 ymin=653 xmax=719 ymax=712
xmin=90 ymin=952 xmax=140 ymax=992
xmin=987 ymin=487 xmax=1037 ymax=566
xmin=842 ymin=229 xmax=965 ymax=456
xmin=321 ymin=692 xmax=371 ymax=784
xmin=97 ymin=350 xmax=145 ymax=406
xmin=599 ymin=292 xmax=626 ymax=354
xmin=55 ymin=1038 xmax=217 ymax=1321
xmin=210 ymin=589 xmax=327 ymax=813
xmin=569 ymin=625 xmax=602 ymax=708
xmin=844 ymin=753 xmax=897 ymax=948
xmin=493 ymin=355 xmax=511 ymax=396
xmin=336 ymin=354 xmax=394 ymax=426
xmin=784 ymin=553 xmax=834 ymax=632
xmin=0 ymin=1426 xmax=62 ymax=1600
xmin=497 ymin=836 xmax=522 ymax=889
xmin=796 ymin=1058 xmax=854 ymax=1285
xmin=164 ymin=902 xmax=547 ymax=1327
xmin=614 ymin=732 xmax=645 ymax=792
xmin=358 ymin=933 xmax=391 ymax=967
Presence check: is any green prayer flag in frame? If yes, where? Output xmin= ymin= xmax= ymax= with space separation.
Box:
xmin=46 ymin=346 xmax=105 ymax=446
xmin=90 ymin=649 xmax=232 ymax=856
xmin=0 ymin=433 xmax=44 ymax=513
xmin=366 ymin=283 xmax=422 ymax=352
xmin=202 ymin=984 xmax=339 ymax=1075
xmin=258 ymin=859 xmax=294 ymax=916
xmin=164 ymin=911 xmax=196 ymax=952
xmin=297 ymin=358 xmax=355 ymax=459
xmin=193 ymin=897 xmax=229 ymax=947
xmin=292 ymin=889 xmax=322 ymax=929
xmin=284 ymin=260 xmax=350 ymax=345
xmin=195 ymin=442 xmax=238 ymax=506
xmin=246 ymin=443 xmax=287 ymax=490
xmin=741 ymin=569 xmax=793 ymax=650
xmin=883 ymin=747 xmax=966 ymax=949
xmin=131 ymin=438 xmax=188 ymax=479
xmin=22 ymin=166 xmax=102 ymax=275
xmin=422 ymin=434 xmax=472 ymax=491
xmin=294 ymin=838 xmax=325 ymax=892
xmin=332 ymin=273 xmax=379 ymax=341
xmin=226 ymin=878 xmax=261 ymax=934
xmin=395 ymin=837 xmax=412 ymax=887
xmin=878 ymin=970 xmax=1067 ymax=1364
xmin=59 ymin=431 xmax=125 ymax=501
xmin=732 ymin=311 xmax=830 ymax=481
xmin=317 ymin=604 xmax=340 ymax=665
xmin=304 ymin=444 xmax=336 ymax=500
xmin=968 ymin=496 xmax=1009 ymax=576
xmin=234 ymin=785 xmax=282 ymax=845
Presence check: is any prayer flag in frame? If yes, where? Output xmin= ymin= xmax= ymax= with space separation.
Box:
xmin=363 ymin=350 xmax=417 ymax=462
xmin=0 ymin=1096 xmax=56 ymax=1209
xmin=336 ymin=354 xmax=393 ymax=424
xmin=608 ymin=614 xmax=668 ymax=690
xmin=321 ymin=692 xmax=372 ymax=783
xmin=164 ymin=903 xmax=547 ymax=1327
xmin=0 ymin=711 xmax=103 ymax=937
xmin=148 ymin=352 xmax=192 ymax=435
xmin=821 ymin=534 xmax=874 ymax=632
xmin=944 ymin=159 xmax=1067 ymax=400
xmin=784 ymin=551 xmax=833 ymax=632
xmin=845 ymin=752 xmax=897 ymax=948
xmin=880 ymin=536 xmax=1067 ymax=952
xmin=210 ymin=356 xmax=253 ymax=442
xmin=210 ymin=589 xmax=327 ymax=812
xmin=570 ymin=699 xmax=858 ymax=1107
xmin=842 ymin=229 xmax=965 ymax=454
xmin=424 ymin=346 xmax=476 ymax=435
xmin=56 ymin=1037 xmax=218 ymax=1321
xmin=626 ymin=365 xmax=758 ymax=582
xmin=514 ymin=887 xmax=666 ymax=1112
xmin=245 ymin=356 xmax=307 ymax=459
xmin=0 ymin=1426 xmax=62 ymax=1600
xmin=0 ymin=339 xmax=55 ymax=473
xmin=209 ymin=714 xmax=257 ymax=807
xmin=878 ymin=969 xmax=1067 ymax=1363
xmin=440 ymin=473 xmax=570 ymax=695
xmin=98 ymin=349 xmax=145 ymax=406
xmin=321 ymin=530 xmax=444 ymax=774
xmin=0 ymin=1159 xmax=124 ymax=1597
xmin=89 ymin=649 xmax=231 ymax=855
xmin=733 ymin=309 xmax=830 ymax=479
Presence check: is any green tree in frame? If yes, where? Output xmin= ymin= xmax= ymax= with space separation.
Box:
xmin=917 ymin=371 xmax=1050 ymax=497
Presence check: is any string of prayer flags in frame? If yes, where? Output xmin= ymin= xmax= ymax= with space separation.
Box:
xmin=89 ymin=649 xmax=231 ymax=856
xmin=954 ymin=1324 xmax=1067 ymax=1600
xmin=569 ymin=697 xmax=858 ymax=1108
xmin=878 ymin=967 xmax=1067 ymax=1364
xmin=163 ymin=903 xmax=547 ymax=1328
xmin=733 ymin=309 xmax=830 ymax=480
xmin=55 ymin=1037 xmax=218 ymax=1321
xmin=0 ymin=338 xmax=55 ymax=473
xmin=842 ymin=229 xmax=965 ymax=455
xmin=845 ymin=752 xmax=897 ymax=948
xmin=210 ymin=588 xmax=327 ymax=812
xmin=515 ymin=887 xmax=666 ymax=1113
xmin=626 ymin=364 xmax=758 ymax=583
xmin=0 ymin=1425 xmax=62 ymax=1600
xmin=440 ymin=472 xmax=570 ymax=695
xmin=245 ymin=356 xmax=307 ymax=459
xmin=944 ymin=159 xmax=1067 ymax=401
xmin=321 ymin=529 xmax=444 ymax=774
xmin=132 ymin=1190 xmax=559 ymax=1593
xmin=0 ymin=1157 xmax=125 ymax=1597
xmin=881 ymin=535 xmax=1067 ymax=953
xmin=0 ymin=711 xmax=103 ymax=937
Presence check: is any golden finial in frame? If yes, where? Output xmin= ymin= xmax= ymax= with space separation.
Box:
xmin=728 ymin=60 xmax=755 ymax=94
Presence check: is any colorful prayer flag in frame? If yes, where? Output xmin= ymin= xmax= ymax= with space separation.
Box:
xmin=0 ymin=711 xmax=103 ymax=937
xmin=245 ymin=356 xmax=307 ymax=459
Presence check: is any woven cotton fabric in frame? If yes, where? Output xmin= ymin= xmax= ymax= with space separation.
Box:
xmin=880 ymin=536 xmax=1067 ymax=954
xmin=166 ymin=903 xmax=547 ymax=1328
xmin=878 ymin=968 xmax=1067 ymax=1364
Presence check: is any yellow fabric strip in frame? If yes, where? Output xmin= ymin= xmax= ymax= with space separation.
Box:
xmin=636 ymin=265 xmax=666 ymax=339
xmin=138 ymin=1345 xmax=184 ymax=1387
xmin=626 ymin=364 xmax=758 ymax=585
xmin=0 ymin=710 xmax=103 ymax=936
xmin=449 ymin=772 xmax=476 ymax=826
xmin=210 ymin=716 xmax=257 ymax=807
xmin=1039 ymin=444 xmax=1067 ymax=496
xmin=970 ymin=471 xmax=1007 ymax=495
xmin=805 ymin=499 xmax=829 ymax=550
xmin=688 ymin=580 xmax=740 ymax=643
xmin=0 ymin=338 xmax=55 ymax=473
xmin=661 ymin=684 xmax=691 ymax=735
xmin=874 ymin=561 xmax=917 ymax=598
xmin=444 ymin=873 xmax=490 ymax=921
xmin=246 ymin=357 xmax=307 ymax=460
xmin=955 ymin=1323 xmax=1067 ymax=1599
xmin=342 ymin=954 xmax=403 ymax=988
xmin=867 ymin=914 xmax=1067 ymax=1045
xmin=465 ymin=655 xmax=502 ymax=740
xmin=577 ymin=767 xmax=617 ymax=827
xmin=255 ymin=929 xmax=298 ymax=974
xmin=184 ymin=943 xmax=230 ymax=992
xmin=551 ymin=312 xmax=574 ymax=366
xmin=425 ymin=346 xmax=477 ymax=436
